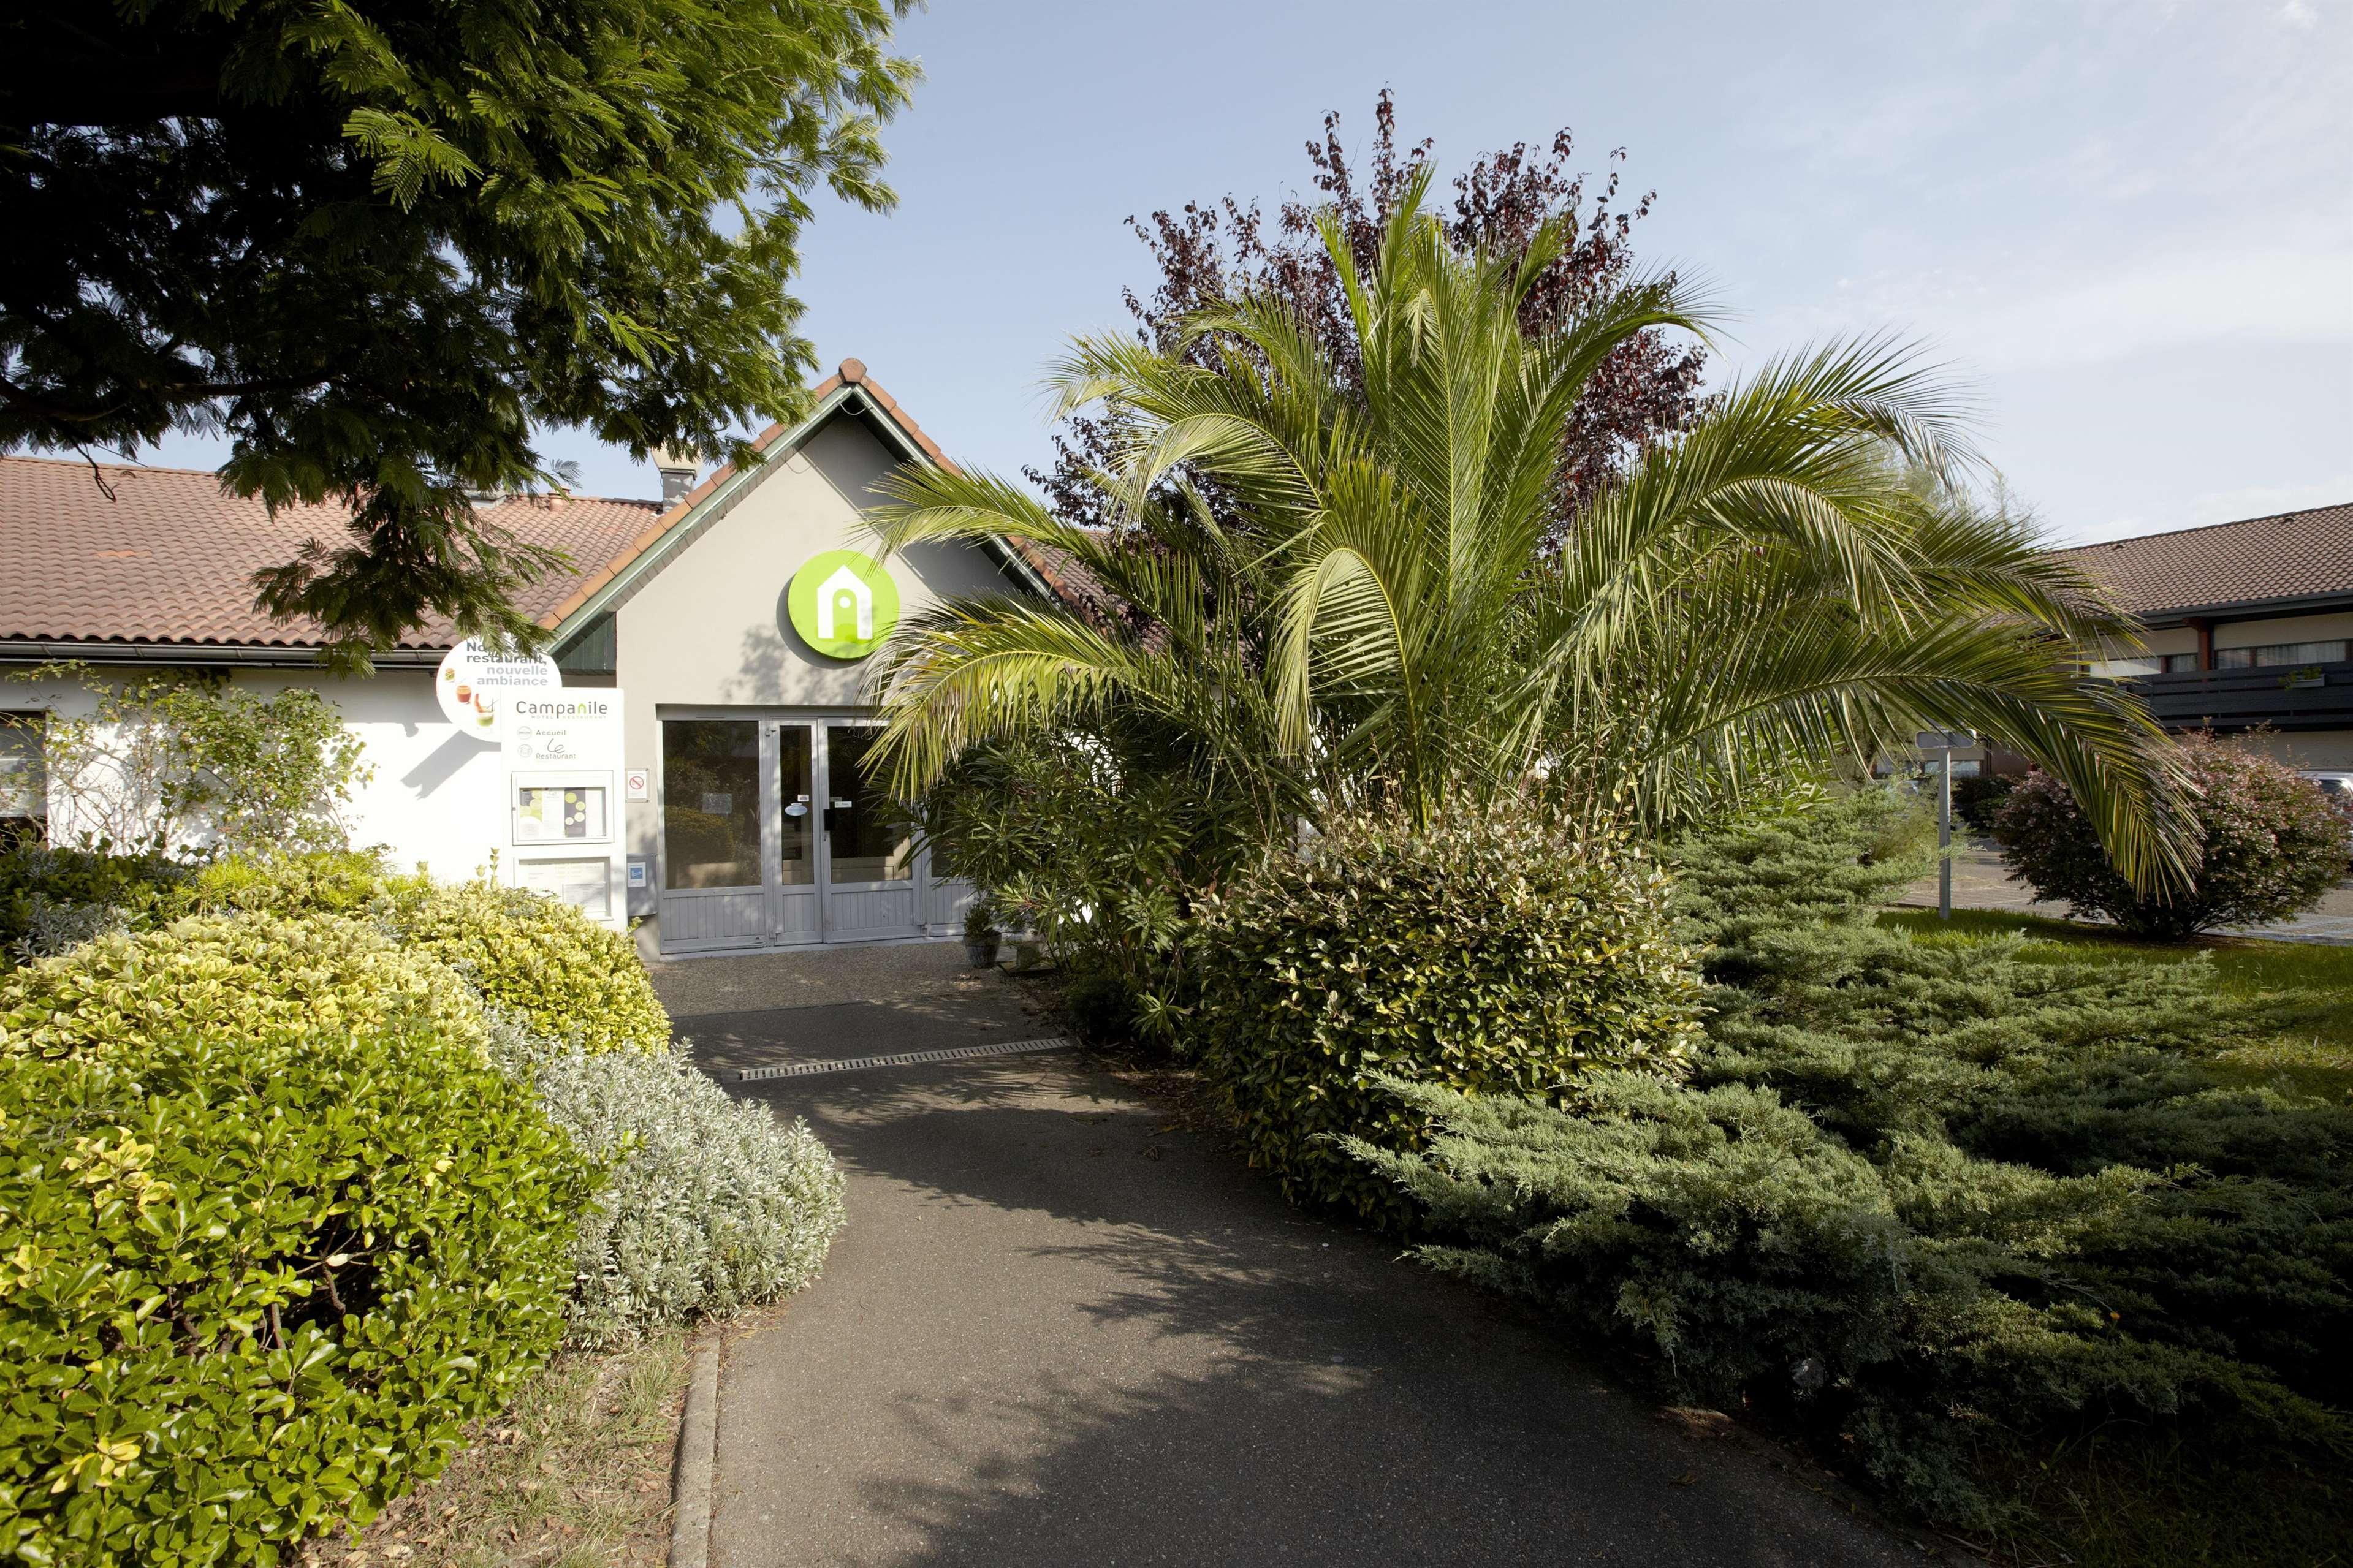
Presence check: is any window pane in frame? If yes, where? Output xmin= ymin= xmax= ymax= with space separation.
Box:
xmin=825 ymin=726 xmax=911 ymax=884
xmin=778 ymin=725 xmax=814 ymax=888
xmin=2214 ymin=648 xmax=2255 ymax=668
xmin=2159 ymin=651 xmax=2200 ymax=673
xmin=663 ymin=720 xmax=761 ymax=889
xmin=0 ymin=712 xmax=43 ymax=848
xmin=2252 ymin=640 xmax=2349 ymax=667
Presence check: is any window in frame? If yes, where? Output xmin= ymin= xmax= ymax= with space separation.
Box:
xmin=0 ymin=713 xmax=44 ymax=848
xmin=2214 ymin=640 xmax=2349 ymax=669
xmin=662 ymin=720 xmax=761 ymax=889
xmin=2159 ymin=651 xmax=2200 ymax=673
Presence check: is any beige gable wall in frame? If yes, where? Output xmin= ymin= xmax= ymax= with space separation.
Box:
xmin=2211 ymin=610 xmax=2353 ymax=652
xmin=607 ymin=408 xmax=1016 ymax=864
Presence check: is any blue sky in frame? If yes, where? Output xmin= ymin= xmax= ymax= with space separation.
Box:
xmin=160 ymin=0 xmax=2353 ymax=546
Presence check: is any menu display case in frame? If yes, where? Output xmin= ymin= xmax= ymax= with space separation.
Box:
xmin=501 ymin=692 xmax=628 ymax=931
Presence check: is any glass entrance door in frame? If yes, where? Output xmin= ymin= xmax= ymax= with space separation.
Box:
xmin=816 ymin=723 xmax=918 ymax=941
xmin=772 ymin=724 xmax=819 ymax=942
xmin=655 ymin=716 xmax=926 ymax=951
xmin=656 ymin=718 xmax=767 ymax=950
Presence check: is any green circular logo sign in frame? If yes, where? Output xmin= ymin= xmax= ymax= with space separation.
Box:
xmin=788 ymin=549 xmax=899 ymax=660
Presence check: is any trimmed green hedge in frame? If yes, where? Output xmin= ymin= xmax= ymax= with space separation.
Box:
xmin=189 ymin=854 xmax=671 ymax=1055
xmin=0 ymin=916 xmax=594 ymax=1562
xmin=388 ymin=881 xmax=669 ymax=1055
xmin=1188 ymin=798 xmax=1705 ymax=1222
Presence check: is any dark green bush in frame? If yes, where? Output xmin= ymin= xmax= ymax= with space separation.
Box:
xmin=1992 ymin=732 xmax=2346 ymax=937
xmin=919 ymin=730 xmax=1261 ymax=1047
xmin=1355 ymin=793 xmax=2353 ymax=1530
xmin=1188 ymin=796 xmax=1705 ymax=1222
xmin=0 ymin=844 xmax=189 ymax=964
xmin=1951 ymin=772 xmax=2016 ymax=834
xmin=0 ymin=915 xmax=594 ymax=1562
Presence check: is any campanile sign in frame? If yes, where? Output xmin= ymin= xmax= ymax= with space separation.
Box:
xmin=787 ymin=550 xmax=899 ymax=659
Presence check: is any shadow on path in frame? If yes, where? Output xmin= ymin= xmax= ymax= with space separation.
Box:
xmin=710 ymin=1051 xmax=1929 ymax=1567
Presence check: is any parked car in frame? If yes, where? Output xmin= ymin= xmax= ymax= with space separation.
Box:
xmin=2299 ymin=770 xmax=2353 ymax=866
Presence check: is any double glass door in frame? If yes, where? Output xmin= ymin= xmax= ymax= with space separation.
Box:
xmin=658 ymin=717 xmax=924 ymax=950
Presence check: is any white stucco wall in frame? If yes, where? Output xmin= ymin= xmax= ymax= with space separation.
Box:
xmin=4 ymin=665 xmax=504 ymax=877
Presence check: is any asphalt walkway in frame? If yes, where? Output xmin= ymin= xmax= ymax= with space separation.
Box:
xmin=653 ymin=944 xmax=1936 ymax=1567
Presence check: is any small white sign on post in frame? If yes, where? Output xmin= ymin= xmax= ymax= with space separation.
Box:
xmin=501 ymin=691 xmax=629 ymax=931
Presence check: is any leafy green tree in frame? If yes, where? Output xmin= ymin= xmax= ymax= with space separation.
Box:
xmin=869 ymin=172 xmax=2186 ymax=888
xmin=0 ymin=0 xmax=915 ymax=662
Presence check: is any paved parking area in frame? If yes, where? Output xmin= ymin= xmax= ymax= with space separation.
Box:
xmin=1900 ymin=844 xmax=2353 ymax=944
xmin=650 ymin=946 xmax=1939 ymax=1568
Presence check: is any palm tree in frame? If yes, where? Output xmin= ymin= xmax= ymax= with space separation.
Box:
xmin=866 ymin=171 xmax=2183 ymax=887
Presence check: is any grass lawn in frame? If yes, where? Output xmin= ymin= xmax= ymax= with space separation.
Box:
xmin=1880 ymin=906 xmax=2353 ymax=1100
xmin=1880 ymin=907 xmax=2353 ymax=1568
xmin=301 ymin=1331 xmax=689 ymax=1568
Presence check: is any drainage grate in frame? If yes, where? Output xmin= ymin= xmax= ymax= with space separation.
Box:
xmin=734 ymin=1036 xmax=1077 ymax=1082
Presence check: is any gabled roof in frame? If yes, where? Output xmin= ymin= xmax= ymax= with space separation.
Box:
xmin=0 ymin=360 xmax=1063 ymax=661
xmin=0 ymin=456 xmax=658 ymax=653
xmin=536 ymin=359 xmax=1052 ymax=638
xmin=2053 ymin=502 xmax=2353 ymax=620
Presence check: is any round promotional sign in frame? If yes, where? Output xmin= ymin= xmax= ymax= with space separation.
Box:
xmin=788 ymin=549 xmax=900 ymax=660
xmin=435 ymin=637 xmax=563 ymax=741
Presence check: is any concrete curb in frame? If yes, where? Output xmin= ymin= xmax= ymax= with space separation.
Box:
xmin=669 ymin=1339 xmax=720 ymax=1568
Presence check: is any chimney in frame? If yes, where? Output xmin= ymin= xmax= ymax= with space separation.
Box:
xmin=653 ymin=445 xmax=700 ymax=506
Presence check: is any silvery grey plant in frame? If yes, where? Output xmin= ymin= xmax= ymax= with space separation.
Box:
xmin=484 ymin=1016 xmax=847 ymax=1347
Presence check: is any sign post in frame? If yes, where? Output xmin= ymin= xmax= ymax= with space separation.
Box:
xmin=1914 ymin=730 xmax=1974 ymax=920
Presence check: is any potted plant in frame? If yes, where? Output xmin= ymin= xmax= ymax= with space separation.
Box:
xmin=961 ymin=900 xmax=1001 ymax=968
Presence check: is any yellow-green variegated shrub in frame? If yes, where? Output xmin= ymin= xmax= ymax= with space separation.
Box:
xmin=0 ymin=915 xmax=593 ymax=1562
xmin=192 ymin=854 xmax=671 ymax=1055
xmin=1188 ymin=797 xmax=1705 ymax=1224
xmin=387 ymin=880 xmax=669 ymax=1055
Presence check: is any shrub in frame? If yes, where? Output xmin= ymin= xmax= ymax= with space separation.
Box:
xmin=189 ymin=847 xmax=395 ymax=920
xmin=1991 ymin=732 xmax=2345 ymax=937
xmin=12 ymin=664 xmax=370 ymax=857
xmin=1355 ymin=799 xmax=2353 ymax=1531
xmin=0 ymin=843 xmax=190 ymax=964
xmin=191 ymin=853 xmax=671 ymax=1055
xmin=485 ymin=1020 xmax=848 ymax=1348
xmin=0 ymin=916 xmax=593 ymax=1561
xmin=1188 ymin=795 xmax=1705 ymax=1221
xmin=1950 ymin=771 xmax=2017 ymax=834
xmin=390 ymin=881 xmax=669 ymax=1054
xmin=920 ymin=730 xmax=1257 ymax=1047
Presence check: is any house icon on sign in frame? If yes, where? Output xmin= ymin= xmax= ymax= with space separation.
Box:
xmin=815 ymin=566 xmax=874 ymax=642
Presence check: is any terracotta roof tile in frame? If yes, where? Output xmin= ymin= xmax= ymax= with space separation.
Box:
xmin=2053 ymin=503 xmax=2353 ymax=618
xmin=1 ymin=362 xmax=1109 ymax=653
xmin=0 ymin=455 xmax=659 ymax=650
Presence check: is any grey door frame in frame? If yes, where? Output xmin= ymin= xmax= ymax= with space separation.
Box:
xmin=654 ymin=706 xmax=935 ymax=953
